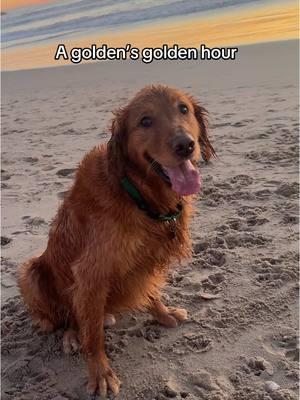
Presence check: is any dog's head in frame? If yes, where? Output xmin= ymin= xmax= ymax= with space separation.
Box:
xmin=108 ymin=85 xmax=215 ymax=196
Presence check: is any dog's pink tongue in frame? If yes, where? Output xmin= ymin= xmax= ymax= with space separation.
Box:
xmin=164 ymin=160 xmax=201 ymax=196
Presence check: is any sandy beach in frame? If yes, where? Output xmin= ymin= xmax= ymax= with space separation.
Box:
xmin=1 ymin=39 xmax=299 ymax=399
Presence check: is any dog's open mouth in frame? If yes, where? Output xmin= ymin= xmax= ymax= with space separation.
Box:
xmin=145 ymin=154 xmax=201 ymax=196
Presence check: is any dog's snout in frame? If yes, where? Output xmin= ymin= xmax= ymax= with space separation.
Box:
xmin=173 ymin=135 xmax=195 ymax=158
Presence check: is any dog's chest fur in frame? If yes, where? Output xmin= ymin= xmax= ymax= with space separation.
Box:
xmin=103 ymin=213 xmax=190 ymax=312
xmin=101 ymin=206 xmax=191 ymax=280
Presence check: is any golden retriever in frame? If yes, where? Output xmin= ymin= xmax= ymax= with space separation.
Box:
xmin=18 ymin=85 xmax=215 ymax=397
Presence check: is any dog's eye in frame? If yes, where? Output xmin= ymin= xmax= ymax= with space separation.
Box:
xmin=179 ymin=104 xmax=189 ymax=115
xmin=140 ymin=116 xmax=152 ymax=128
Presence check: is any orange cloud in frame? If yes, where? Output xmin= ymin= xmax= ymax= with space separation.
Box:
xmin=2 ymin=0 xmax=55 ymax=11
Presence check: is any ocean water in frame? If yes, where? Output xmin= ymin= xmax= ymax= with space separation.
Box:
xmin=2 ymin=0 xmax=267 ymax=50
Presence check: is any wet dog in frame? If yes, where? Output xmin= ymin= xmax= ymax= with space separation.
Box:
xmin=18 ymin=85 xmax=215 ymax=396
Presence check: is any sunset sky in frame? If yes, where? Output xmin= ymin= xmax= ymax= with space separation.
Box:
xmin=2 ymin=0 xmax=55 ymax=11
xmin=2 ymin=0 xmax=298 ymax=71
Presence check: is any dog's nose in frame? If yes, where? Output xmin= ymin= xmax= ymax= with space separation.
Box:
xmin=173 ymin=135 xmax=195 ymax=158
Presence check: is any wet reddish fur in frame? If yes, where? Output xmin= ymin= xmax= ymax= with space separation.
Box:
xmin=18 ymin=85 xmax=215 ymax=394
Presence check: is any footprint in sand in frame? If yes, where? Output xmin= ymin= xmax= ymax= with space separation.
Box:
xmin=193 ymin=240 xmax=226 ymax=267
xmin=251 ymin=254 xmax=298 ymax=288
xmin=142 ymin=324 xmax=163 ymax=343
xmin=1 ymin=258 xmax=18 ymax=276
xmin=56 ymin=168 xmax=76 ymax=178
xmin=41 ymin=165 xmax=56 ymax=172
xmin=263 ymin=329 xmax=299 ymax=364
xmin=126 ymin=323 xmax=162 ymax=343
xmin=23 ymin=157 xmax=39 ymax=164
xmin=211 ymin=122 xmax=231 ymax=129
xmin=246 ymin=149 xmax=297 ymax=165
xmin=105 ymin=333 xmax=129 ymax=359
xmin=230 ymin=174 xmax=254 ymax=187
xmin=275 ymin=182 xmax=299 ymax=198
xmin=240 ymin=355 xmax=274 ymax=377
xmin=189 ymin=369 xmax=233 ymax=399
xmin=237 ymin=205 xmax=267 ymax=219
xmin=224 ymin=232 xmax=271 ymax=249
xmin=57 ymin=190 xmax=70 ymax=200
xmin=179 ymin=332 xmax=214 ymax=354
xmin=255 ymin=189 xmax=273 ymax=199
xmin=23 ymin=216 xmax=48 ymax=230
xmin=281 ymin=213 xmax=299 ymax=225
xmin=225 ymin=215 xmax=269 ymax=230
xmin=246 ymin=215 xmax=269 ymax=226
xmin=224 ymin=217 xmax=248 ymax=231
xmin=201 ymin=181 xmax=255 ymax=205
xmin=1 ymin=170 xmax=12 ymax=181
xmin=231 ymin=119 xmax=254 ymax=127
xmin=1 ymin=271 xmax=16 ymax=291
xmin=1 ymin=236 xmax=12 ymax=247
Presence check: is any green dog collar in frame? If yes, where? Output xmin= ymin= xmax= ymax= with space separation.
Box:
xmin=121 ymin=176 xmax=182 ymax=222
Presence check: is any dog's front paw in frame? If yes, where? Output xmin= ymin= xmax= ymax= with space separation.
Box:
xmin=87 ymin=367 xmax=121 ymax=397
xmin=168 ymin=307 xmax=188 ymax=322
xmin=156 ymin=307 xmax=188 ymax=328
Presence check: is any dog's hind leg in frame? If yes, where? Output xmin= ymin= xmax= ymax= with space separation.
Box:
xmin=62 ymin=313 xmax=115 ymax=355
xmin=63 ymin=328 xmax=80 ymax=353
xmin=104 ymin=313 xmax=116 ymax=328
xmin=18 ymin=256 xmax=62 ymax=331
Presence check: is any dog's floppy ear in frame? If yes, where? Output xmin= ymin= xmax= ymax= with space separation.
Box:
xmin=107 ymin=107 xmax=128 ymax=177
xmin=192 ymin=100 xmax=216 ymax=162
